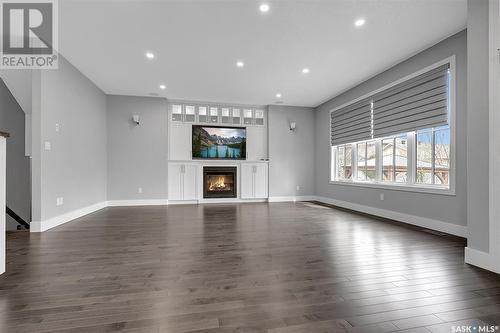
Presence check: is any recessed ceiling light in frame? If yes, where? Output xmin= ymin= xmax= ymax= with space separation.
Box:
xmin=355 ymin=18 xmax=366 ymax=27
xmin=276 ymin=93 xmax=282 ymax=98
xmin=302 ymin=68 xmax=310 ymax=74
xmin=145 ymin=52 xmax=155 ymax=59
xmin=159 ymin=84 xmax=166 ymax=90
xmin=259 ymin=3 xmax=270 ymax=13
xmin=236 ymin=61 xmax=245 ymax=68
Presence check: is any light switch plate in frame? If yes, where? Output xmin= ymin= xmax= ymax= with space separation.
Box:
xmin=44 ymin=141 xmax=51 ymax=151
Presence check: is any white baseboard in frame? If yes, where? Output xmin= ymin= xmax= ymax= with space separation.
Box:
xmin=107 ymin=199 xmax=168 ymax=207
xmin=30 ymin=195 xmax=467 ymax=239
xmin=167 ymin=200 xmax=198 ymax=205
xmin=268 ymin=196 xmax=316 ymax=202
xmin=31 ymin=201 xmax=107 ymax=232
xmin=313 ymin=195 xmax=467 ymax=238
xmin=465 ymin=247 xmax=500 ymax=274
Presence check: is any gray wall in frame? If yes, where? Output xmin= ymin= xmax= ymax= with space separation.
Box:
xmin=32 ymin=56 xmax=107 ymax=221
xmin=107 ymin=95 xmax=168 ymax=201
xmin=0 ymin=79 xmax=31 ymax=230
xmin=314 ymin=30 xmax=467 ymax=227
xmin=467 ymin=0 xmax=489 ymax=251
xmin=268 ymin=105 xmax=315 ymax=198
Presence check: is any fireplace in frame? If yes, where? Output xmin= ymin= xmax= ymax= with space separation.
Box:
xmin=203 ymin=166 xmax=237 ymax=199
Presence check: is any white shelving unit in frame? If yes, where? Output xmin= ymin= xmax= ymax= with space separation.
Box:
xmin=167 ymin=102 xmax=269 ymax=203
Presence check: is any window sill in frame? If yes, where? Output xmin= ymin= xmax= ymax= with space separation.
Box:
xmin=328 ymin=180 xmax=455 ymax=196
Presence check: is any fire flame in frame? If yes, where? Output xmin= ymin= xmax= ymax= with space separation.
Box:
xmin=208 ymin=176 xmax=229 ymax=191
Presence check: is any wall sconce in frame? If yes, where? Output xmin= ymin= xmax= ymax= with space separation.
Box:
xmin=289 ymin=121 xmax=296 ymax=131
xmin=132 ymin=115 xmax=140 ymax=125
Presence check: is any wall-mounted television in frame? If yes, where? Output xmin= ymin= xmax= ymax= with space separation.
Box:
xmin=192 ymin=125 xmax=246 ymax=160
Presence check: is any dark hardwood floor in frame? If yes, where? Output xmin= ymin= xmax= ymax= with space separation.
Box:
xmin=1 ymin=202 xmax=500 ymax=333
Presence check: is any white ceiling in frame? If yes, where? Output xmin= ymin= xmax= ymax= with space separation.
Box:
xmin=59 ymin=0 xmax=466 ymax=107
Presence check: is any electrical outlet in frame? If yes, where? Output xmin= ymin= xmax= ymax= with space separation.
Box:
xmin=380 ymin=193 xmax=384 ymax=201
xmin=55 ymin=123 xmax=60 ymax=132
xmin=56 ymin=197 xmax=64 ymax=206
xmin=296 ymin=185 xmax=301 ymax=191
xmin=138 ymin=187 xmax=143 ymax=194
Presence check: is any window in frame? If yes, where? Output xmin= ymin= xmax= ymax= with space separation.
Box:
xmin=416 ymin=129 xmax=433 ymax=184
xmin=333 ymin=145 xmax=352 ymax=181
xmin=416 ymin=125 xmax=450 ymax=186
xmin=331 ymin=127 xmax=450 ymax=191
xmin=329 ymin=58 xmax=454 ymax=193
xmin=356 ymin=141 xmax=376 ymax=181
xmin=434 ymin=126 xmax=451 ymax=185
xmin=382 ymin=134 xmax=408 ymax=183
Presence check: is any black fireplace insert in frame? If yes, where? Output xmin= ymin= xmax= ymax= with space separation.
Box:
xmin=203 ymin=166 xmax=237 ymax=198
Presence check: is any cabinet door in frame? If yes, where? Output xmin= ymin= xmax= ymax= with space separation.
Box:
xmin=168 ymin=164 xmax=183 ymax=200
xmin=183 ymin=164 xmax=198 ymax=200
xmin=169 ymin=124 xmax=192 ymax=160
xmin=246 ymin=126 xmax=267 ymax=161
xmin=240 ymin=164 xmax=254 ymax=199
xmin=254 ymin=164 xmax=268 ymax=198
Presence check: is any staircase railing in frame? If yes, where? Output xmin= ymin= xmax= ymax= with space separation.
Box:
xmin=6 ymin=206 xmax=30 ymax=230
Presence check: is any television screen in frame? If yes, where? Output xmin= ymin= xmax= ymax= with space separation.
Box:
xmin=192 ymin=125 xmax=246 ymax=159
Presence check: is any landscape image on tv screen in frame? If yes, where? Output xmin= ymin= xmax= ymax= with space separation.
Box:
xmin=192 ymin=126 xmax=246 ymax=159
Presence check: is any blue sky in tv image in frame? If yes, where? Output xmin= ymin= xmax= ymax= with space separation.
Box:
xmin=205 ymin=127 xmax=246 ymax=139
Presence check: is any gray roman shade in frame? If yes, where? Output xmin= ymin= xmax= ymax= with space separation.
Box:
xmin=372 ymin=63 xmax=449 ymax=138
xmin=330 ymin=98 xmax=372 ymax=146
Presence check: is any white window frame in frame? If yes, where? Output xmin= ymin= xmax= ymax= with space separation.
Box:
xmin=329 ymin=56 xmax=456 ymax=196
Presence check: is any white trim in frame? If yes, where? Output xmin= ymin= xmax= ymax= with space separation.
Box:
xmin=107 ymin=199 xmax=168 ymax=207
xmin=313 ymin=195 xmax=467 ymax=237
xmin=268 ymin=196 xmax=316 ymax=202
xmin=488 ymin=0 xmax=500 ymax=262
xmin=465 ymin=247 xmax=500 ymax=274
xmin=31 ymin=201 xmax=107 ymax=232
xmin=166 ymin=200 xmax=198 ymax=205
xmin=328 ymin=180 xmax=455 ymax=196
xmin=0 ymin=137 xmax=6 ymax=274
xmin=329 ymin=56 xmax=457 ymax=195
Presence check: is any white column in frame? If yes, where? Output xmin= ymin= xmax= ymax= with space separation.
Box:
xmin=0 ymin=135 xmax=6 ymax=274
xmin=490 ymin=0 xmax=500 ymax=266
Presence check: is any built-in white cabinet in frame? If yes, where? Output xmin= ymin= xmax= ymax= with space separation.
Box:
xmin=168 ymin=103 xmax=266 ymax=127
xmin=169 ymin=123 xmax=192 ymax=161
xmin=241 ymin=163 xmax=268 ymax=199
xmin=246 ymin=126 xmax=267 ymax=161
xmin=168 ymin=163 xmax=197 ymax=201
